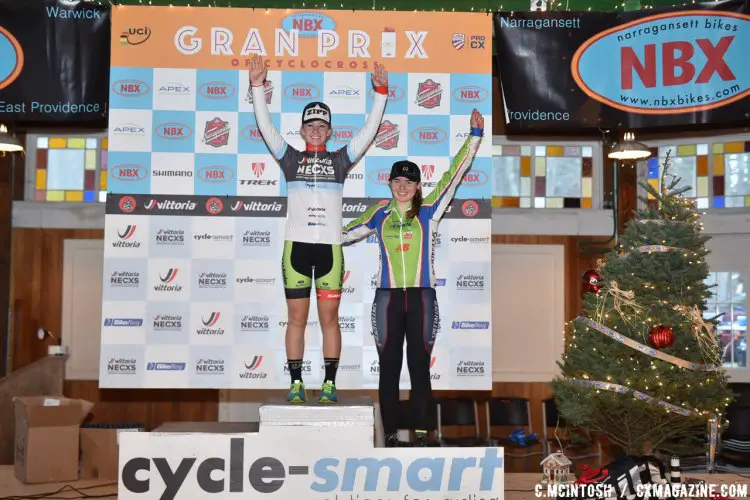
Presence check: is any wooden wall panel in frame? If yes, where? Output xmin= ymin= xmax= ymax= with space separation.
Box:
xmin=64 ymin=381 xmax=219 ymax=430
xmin=10 ymin=228 xmax=104 ymax=370
xmin=9 ymin=229 xmax=608 ymax=470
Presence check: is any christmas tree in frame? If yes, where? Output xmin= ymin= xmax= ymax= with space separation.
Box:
xmin=551 ymin=152 xmax=734 ymax=458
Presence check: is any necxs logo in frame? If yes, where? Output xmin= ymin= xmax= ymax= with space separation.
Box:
xmin=120 ymin=438 xmax=503 ymax=496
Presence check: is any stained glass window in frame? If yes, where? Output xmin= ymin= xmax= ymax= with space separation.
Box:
xmin=711 ymin=141 xmax=750 ymax=209
xmin=704 ymin=271 xmax=746 ymax=369
xmin=30 ymin=135 xmax=108 ymax=202
xmin=638 ymin=136 xmax=750 ymax=211
xmin=645 ymin=143 xmax=710 ymax=209
xmin=492 ymin=143 xmax=595 ymax=208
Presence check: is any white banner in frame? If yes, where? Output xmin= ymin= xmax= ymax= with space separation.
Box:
xmin=101 ymin=7 xmax=494 ymax=390
xmin=100 ymin=194 xmax=493 ymax=389
xmin=118 ymin=430 xmax=505 ymax=499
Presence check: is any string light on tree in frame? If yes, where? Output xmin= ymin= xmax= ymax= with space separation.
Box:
xmin=550 ymin=152 xmax=732 ymax=461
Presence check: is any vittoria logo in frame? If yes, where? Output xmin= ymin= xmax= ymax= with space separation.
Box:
xmin=416 ymin=79 xmax=443 ymax=108
xmin=202 ymin=117 xmax=230 ymax=148
xmin=197 ymin=312 xmax=224 ymax=336
xmin=154 ymin=268 xmax=183 ymax=292
xmin=230 ymin=200 xmax=284 ymax=213
xmin=246 ymin=80 xmax=274 ymax=104
xmin=421 ymin=164 xmax=435 ymax=181
xmin=199 ymin=81 xmax=236 ymax=99
xmin=113 ymin=225 xmax=140 ymax=248
xmin=145 ymin=199 xmax=197 ymax=211
xmin=240 ymin=355 xmax=267 ymax=380
xmin=452 ymin=33 xmax=466 ymax=50
xmin=245 ymin=355 xmax=263 ymax=369
xmin=429 ymin=356 xmax=441 ymax=380
xmin=375 ymin=120 xmax=400 ymax=150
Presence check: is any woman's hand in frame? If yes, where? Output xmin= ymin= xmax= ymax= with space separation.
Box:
xmin=371 ymin=61 xmax=389 ymax=88
xmin=248 ymin=54 xmax=267 ymax=88
xmin=470 ymin=108 xmax=484 ymax=129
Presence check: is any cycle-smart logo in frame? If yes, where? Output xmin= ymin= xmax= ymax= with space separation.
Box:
xmin=120 ymin=438 xmax=504 ymax=497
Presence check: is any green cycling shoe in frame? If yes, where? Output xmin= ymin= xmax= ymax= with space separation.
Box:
xmin=287 ymin=380 xmax=307 ymax=404
xmin=318 ymin=380 xmax=338 ymax=403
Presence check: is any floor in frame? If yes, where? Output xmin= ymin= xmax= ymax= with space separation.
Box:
xmin=1 ymin=466 xmax=749 ymax=499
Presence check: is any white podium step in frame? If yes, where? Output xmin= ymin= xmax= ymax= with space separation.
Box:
xmin=259 ymin=396 xmax=374 ymax=426
xmin=259 ymin=396 xmax=376 ymax=447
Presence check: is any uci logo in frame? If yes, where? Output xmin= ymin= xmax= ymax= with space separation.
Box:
xmin=0 ymin=27 xmax=24 ymax=91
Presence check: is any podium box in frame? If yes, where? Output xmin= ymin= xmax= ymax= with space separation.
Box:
xmin=259 ymin=396 xmax=375 ymax=447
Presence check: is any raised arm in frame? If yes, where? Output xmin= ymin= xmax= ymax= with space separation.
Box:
xmin=342 ymin=203 xmax=382 ymax=244
xmin=423 ymin=109 xmax=484 ymax=220
xmin=249 ymin=55 xmax=288 ymax=160
xmin=345 ymin=62 xmax=389 ymax=167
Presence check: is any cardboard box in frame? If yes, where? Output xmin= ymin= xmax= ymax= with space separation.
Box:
xmin=80 ymin=425 xmax=143 ymax=480
xmin=13 ymin=396 xmax=93 ymax=484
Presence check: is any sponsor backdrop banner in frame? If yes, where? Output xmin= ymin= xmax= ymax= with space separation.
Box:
xmin=493 ymin=0 xmax=750 ymax=131
xmin=101 ymin=7 xmax=493 ymax=390
xmin=0 ymin=0 xmax=109 ymax=123
xmin=117 ymin=430 xmax=505 ymax=499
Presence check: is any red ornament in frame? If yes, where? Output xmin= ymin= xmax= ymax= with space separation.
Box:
xmin=648 ymin=325 xmax=675 ymax=349
xmin=582 ymin=269 xmax=602 ymax=294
